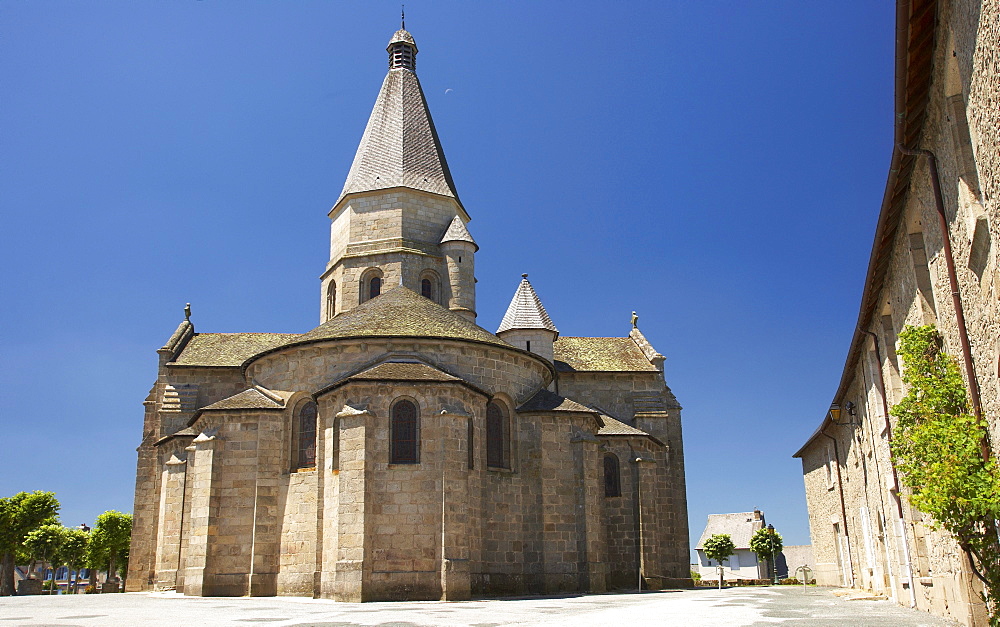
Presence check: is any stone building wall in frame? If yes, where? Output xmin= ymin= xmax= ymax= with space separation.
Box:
xmin=247 ymin=339 xmax=551 ymax=407
xmin=799 ymin=1 xmax=998 ymax=624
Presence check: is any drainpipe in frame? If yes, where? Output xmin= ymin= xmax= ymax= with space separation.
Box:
xmin=634 ymin=456 xmax=646 ymax=591
xmin=861 ymin=329 xmax=917 ymax=607
xmin=818 ymin=429 xmax=855 ymax=588
xmin=895 ymin=146 xmax=985 ymax=435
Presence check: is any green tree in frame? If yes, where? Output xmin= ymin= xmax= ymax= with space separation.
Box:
xmin=23 ymin=524 xmax=66 ymax=594
xmin=749 ymin=526 xmax=783 ymax=583
xmin=890 ymin=325 xmax=1000 ymax=625
xmin=703 ymin=534 xmax=736 ymax=590
xmin=0 ymin=491 xmax=60 ymax=596
xmin=57 ymin=528 xmax=90 ymax=594
xmin=89 ymin=511 xmax=132 ymax=585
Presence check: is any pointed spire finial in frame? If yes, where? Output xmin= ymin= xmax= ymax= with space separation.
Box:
xmin=401 ymin=5 xmax=405 ymax=30
xmin=185 ymin=303 xmax=192 ymax=321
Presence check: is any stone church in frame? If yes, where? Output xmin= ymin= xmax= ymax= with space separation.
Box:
xmin=126 ymin=27 xmax=691 ymax=601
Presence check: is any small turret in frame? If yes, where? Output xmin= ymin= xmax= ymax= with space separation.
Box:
xmin=496 ymin=274 xmax=558 ymax=361
xmin=440 ymin=216 xmax=478 ymax=322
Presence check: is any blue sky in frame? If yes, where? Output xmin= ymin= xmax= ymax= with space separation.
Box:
xmin=1 ymin=1 xmax=893 ymax=557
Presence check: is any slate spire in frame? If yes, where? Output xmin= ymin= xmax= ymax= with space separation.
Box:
xmin=497 ymin=275 xmax=559 ymax=336
xmin=337 ymin=29 xmax=464 ymax=211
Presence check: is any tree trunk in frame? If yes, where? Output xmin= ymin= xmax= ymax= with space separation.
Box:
xmin=0 ymin=552 xmax=14 ymax=596
xmin=88 ymin=567 xmax=96 ymax=593
xmin=108 ymin=554 xmax=117 ymax=584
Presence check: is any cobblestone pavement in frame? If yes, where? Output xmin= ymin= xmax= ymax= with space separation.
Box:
xmin=0 ymin=587 xmax=960 ymax=626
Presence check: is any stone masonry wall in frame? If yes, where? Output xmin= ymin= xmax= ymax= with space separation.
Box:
xmin=800 ymin=3 xmax=998 ymax=623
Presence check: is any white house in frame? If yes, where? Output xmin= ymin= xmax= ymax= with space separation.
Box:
xmin=694 ymin=510 xmax=769 ymax=581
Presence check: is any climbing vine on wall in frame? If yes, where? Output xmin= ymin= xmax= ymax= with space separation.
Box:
xmin=889 ymin=325 xmax=1000 ymax=625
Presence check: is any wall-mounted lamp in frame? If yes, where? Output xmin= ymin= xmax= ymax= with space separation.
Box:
xmin=829 ymin=402 xmax=861 ymax=427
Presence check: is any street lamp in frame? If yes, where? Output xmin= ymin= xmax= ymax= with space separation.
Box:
xmin=768 ymin=524 xmax=779 ymax=584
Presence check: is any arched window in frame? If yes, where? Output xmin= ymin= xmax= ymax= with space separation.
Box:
xmin=326 ymin=281 xmax=337 ymax=321
xmin=486 ymin=400 xmax=510 ymax=469
xmin=604 ymin=454 xmax=621 ymax=497
xmin=390 ymin=399 xmax=419 ymax=464
xmin=419 ymin=270 xmax=441 ymax=303
xmin=360 ymin=269 xmax=384 ymax=303
xmin=293 ymin=401 xmax=318 ymax=470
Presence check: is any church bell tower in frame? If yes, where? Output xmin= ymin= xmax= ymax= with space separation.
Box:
xmin=319 ymin=28 xmax=477 ymax=323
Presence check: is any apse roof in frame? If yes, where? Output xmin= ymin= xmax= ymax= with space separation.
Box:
xmin=293 ymin=286 xmax=511 ymax=349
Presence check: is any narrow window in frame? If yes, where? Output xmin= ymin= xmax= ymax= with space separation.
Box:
xmin=526 ymin=340 xmax=531 ymax=352
xmin=326 ymin=281 xmax=337 ymax=321
xmin=486 ymin=401 xmax=510 ymax=469
xmin=369 ymin=276 xmax=381 ymax=300
xmin=421 ymin=278 xmax=433 ymax=299
xmin=390 ymin=399 xmax=419 ymax=464
xmin=294 ymin=401 xmax=318 ymax=470
xmin=604 ymin=454 xmax=621 ymax=497
xmin=467 ymin=416 xmax=474 ymax=469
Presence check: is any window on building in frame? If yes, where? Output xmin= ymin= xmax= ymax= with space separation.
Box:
xmin=486 ymin=400 xmax=510 ymax=469
xmin=293 ymin=401 xmax=318 ymax=470
xmin=421 ymin=278 xmax=433 ymax=299
xmin=360 ymin=269 xmax=384 ymax=304
xmin=326 ymin=281 xmax=337 ymax=321
xmin=604 ymin=453 xmax=621 ymax=497
xmin=390 ymin=399 xmax=419 ymax=464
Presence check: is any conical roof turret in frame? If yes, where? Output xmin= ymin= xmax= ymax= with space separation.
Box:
xmin=440 ymin=215 xmax=478 ymax=251
xmin=336 ymin=29 xmax=464 ymax=213
xmin=497 ymin=275 xmax=558 ymax=336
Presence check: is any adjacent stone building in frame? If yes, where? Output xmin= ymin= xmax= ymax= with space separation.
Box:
xmin=126 ymin=27 xmax=691 ymax=600
xmin=795 ymin=0 xmax=999 ymax=624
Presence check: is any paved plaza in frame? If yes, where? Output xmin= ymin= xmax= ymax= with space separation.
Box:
xmin=0 ymin=587 xmax=959 ymax=626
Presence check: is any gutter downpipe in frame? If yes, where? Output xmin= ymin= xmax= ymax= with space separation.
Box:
xmin=819 ymin=428 xmax=855 ymax=588
xmin=895 ymin=146 xmax=985 ymax=431
xmin=862 ymin=329 xmax=917 ymax=607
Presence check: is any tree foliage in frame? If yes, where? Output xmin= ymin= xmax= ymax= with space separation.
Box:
xmin=749 ymin=527 xmax=783 ymax=561
xmin=89 ymin=511 xmax=132 ymax=581
xmin=889 ymin=325 xmax=1000 ymax=625
xmin=0 ymin=491 xmax=60 ymax=596
xmin=703 ymin=534 xmax=736 ymax=589
xmin=703 ymin=533 xmax=736 ymax=564
xmin=57 ymin=527 xmax=90 ymax=594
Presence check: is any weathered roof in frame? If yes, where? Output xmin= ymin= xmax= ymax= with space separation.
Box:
xmin=171 ymin=333 xmax=296 ymax=367
xmin=553 ymin=337 xmax=658 ymax=372
xmin=200 ymin=387 xmax=290 ymax=411
xmin=336 ymin=46 xmax=463 ymax=210
xmin=440 ymin=215 xmax=478 ymax=250
xmin=796 ymin=0 xmax=938 ymax=457
xmin=497 ymin=276 xmax=558 ymax=335
xmin=347 ymin=361 xmax=460 ymax=383
xmin=517 ymin=389 xmax=594 ymax=413
xmin=292 ymin=286 xmax=512 ymax=349
xmin=695 ymin=512 xmax=766 ymax=550
xmin=388 ymin=29 xmax=416 ymax=47
xmin=597 ymin=414 xmax=650 ymax=437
